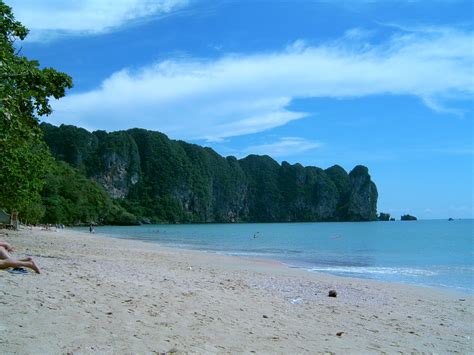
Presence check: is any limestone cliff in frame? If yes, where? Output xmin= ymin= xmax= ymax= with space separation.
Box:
xmin=42 ymin=123 xmax=379 ymax=223
xmin=347 ymin=165 xmax=378 ymax=221
xmin=93 ymin=131 xmax=141 ymax=198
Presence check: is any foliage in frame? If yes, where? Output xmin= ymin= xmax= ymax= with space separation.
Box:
xmin=378 ymin=212 xmax=391 ymax=221
xmin=41 ymin=160 xmax=139 ymax=225
xmin=401 ymin=214 xmax=417 ymax=221
xmin=325 ymin=165 xmax=351 ymax=219
xmin=347 ymin=165 xmax=378 ymax=221
xmin=0 ymin=2 xmax=72 ymax=221
xmin=42 ymin=123 xmax=380 ymax=223
xmin=0 ymin=137 xmax=52 ymax=222
xmin=240 ymin=155 xmax=281 ymax=221
xmin=41 ymin=123 xmax=98 ymax=172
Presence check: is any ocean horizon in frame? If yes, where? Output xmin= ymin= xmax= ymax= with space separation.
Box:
xmin=77 ymin=219 xmax=473 ymax=294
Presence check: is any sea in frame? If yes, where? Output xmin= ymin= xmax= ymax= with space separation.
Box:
xmin=78 ymin=219 xmax=473 ymax=294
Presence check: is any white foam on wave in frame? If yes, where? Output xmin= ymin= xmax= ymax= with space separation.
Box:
xmin=309 ymin=266 xmax=438 ymax=277
xmin=219 ymin=251 xmax=281 ymax=258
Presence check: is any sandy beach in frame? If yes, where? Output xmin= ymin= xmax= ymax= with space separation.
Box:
xmin=0 ymin=227 xmax=472 ymax=354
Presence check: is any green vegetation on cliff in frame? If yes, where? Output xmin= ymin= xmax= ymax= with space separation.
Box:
xmin=41 ymin=123 xmax=379 ymax=224
xmin=42 ymin=160 xmax=139 ymax=225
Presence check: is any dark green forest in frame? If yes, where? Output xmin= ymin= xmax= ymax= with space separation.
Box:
xmin=39 ymin=123 xmax=378 ymax=225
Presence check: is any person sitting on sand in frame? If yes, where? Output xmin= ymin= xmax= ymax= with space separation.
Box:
xmin=0 ymin=241 xmax=41 ymax=274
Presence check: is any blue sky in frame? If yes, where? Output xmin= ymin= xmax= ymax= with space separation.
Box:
xmin=6 ymin=0 xmax=473 ymax=219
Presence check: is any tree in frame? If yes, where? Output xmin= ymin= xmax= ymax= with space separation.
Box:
xmin=0 ymin=1 xmax=72 ymax=221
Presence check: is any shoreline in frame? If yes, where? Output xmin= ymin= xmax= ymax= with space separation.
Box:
xmin=77 ymin=224 xmax=473 ymax=296
xmin=1 ymin=227 xmax=472 ymax=353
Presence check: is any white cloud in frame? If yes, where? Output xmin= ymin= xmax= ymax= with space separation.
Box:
xmin=242 ymin=137 xmax=323 ymax=158
xmin=5 ymin=0 xmax=189 ymax=40
xmin=49 ymin=27 xmax=474 ymax=141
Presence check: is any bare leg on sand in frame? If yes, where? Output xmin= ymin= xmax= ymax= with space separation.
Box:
xmin=0 ymin=246 xmax=32 ymax=262
xmin=0 ymin=258 xmax=41 ymax=274
xmin=0 ymin=245 xmax=40 ymax=273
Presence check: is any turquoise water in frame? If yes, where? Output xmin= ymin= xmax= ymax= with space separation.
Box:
xmin=81 ymin=220 xmax=473 ymax=294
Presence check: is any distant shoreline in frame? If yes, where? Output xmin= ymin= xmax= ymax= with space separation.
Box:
xmin=70 ymin=217 xmax=474 ymax=227
xmin=73 ymin=220 xmax=474 ymax=295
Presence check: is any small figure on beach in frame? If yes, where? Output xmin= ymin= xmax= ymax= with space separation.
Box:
xmin=89 ymin=224 xmax=95 ymax=234
xmin=0 ymin=241 xmax=41 ymax=274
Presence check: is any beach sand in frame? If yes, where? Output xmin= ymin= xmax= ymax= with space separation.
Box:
xmin=0 ymin=227 xmax=472 ymax=354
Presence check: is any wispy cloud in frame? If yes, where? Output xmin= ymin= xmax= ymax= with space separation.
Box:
xmin=242 ymin=137 xmax=323 ymax=158
xmin=49 ymin=27 xmax=473 ymax=141
xmin=5 ymin=0 xmax=190 ymax=41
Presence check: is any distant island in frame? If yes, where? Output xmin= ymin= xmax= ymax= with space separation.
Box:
xmin=40 ymin=123 xmax=378 ymax=225
xmin=377 ymin=212 xmax=391 ymax=221
xmin=378 ymin=213 xmax=418 ymax=221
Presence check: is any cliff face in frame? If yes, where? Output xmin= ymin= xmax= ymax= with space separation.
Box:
xmin=94 ymin=131 xmax=141 ymax=198
xmin=347 ymin=166 xmax=378 ymax=221
xmin=42 ymin=123 xmax=378 ymax=223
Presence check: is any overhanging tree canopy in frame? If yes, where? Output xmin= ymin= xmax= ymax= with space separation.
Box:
xmin=0 ymin=1 xmax=72 ymax=221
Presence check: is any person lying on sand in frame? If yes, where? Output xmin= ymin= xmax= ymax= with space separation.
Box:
xmin=0 ymin=241 xmax=16 ymax=253
xmin=0 ymin=241 xmax=41 ymax=274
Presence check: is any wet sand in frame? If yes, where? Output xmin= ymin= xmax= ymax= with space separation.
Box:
xmin=0 ymin=227 xmax=472 ymax=354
